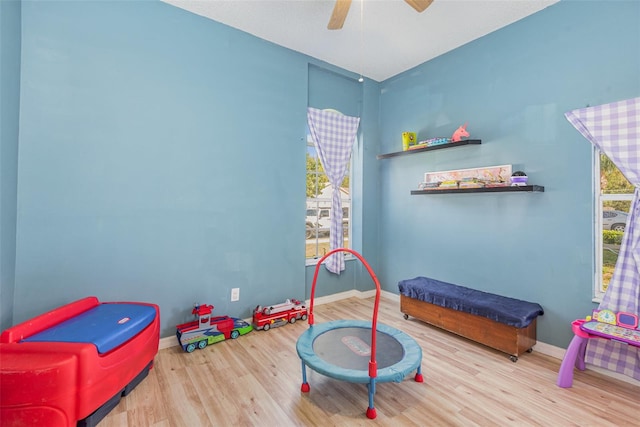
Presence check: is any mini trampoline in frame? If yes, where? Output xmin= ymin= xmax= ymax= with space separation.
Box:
xmin=296 ymin=248 xmax=423 ymax=419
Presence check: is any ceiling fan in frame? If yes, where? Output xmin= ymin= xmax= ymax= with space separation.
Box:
xmin=328 ymin=0 xmax=434 ymax=30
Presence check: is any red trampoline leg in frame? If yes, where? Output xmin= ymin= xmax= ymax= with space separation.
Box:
xmin=366 ymin=407 xmax=377 ymax=419
xmin=300 ymin=360 xmax=310 ymax=392
xmin=366 ymin=379 xmax=377 ymax=419
xmin=415 ymin=365 xmax=424 ymax=382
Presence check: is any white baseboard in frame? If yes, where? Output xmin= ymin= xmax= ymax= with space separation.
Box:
xmin=310 ymin=288 xmax=378 ymax=305
xmin=158 ymin=290 xmax=640 ymax=387
xmin=160 ymin=335 xmax=177 ymax=350
xmin=531 ymin=340 xmax=565 ymax=360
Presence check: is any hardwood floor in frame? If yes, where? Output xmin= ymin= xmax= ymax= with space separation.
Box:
xmin=102 ymin=297 xmax=640 ymax=426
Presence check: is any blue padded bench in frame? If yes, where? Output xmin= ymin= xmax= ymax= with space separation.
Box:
xmin=399 ymin=276 xmax=544 ymax=361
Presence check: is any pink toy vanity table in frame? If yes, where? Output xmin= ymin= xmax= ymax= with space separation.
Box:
xmin=557 ymin=309 xmax=640 ymax=388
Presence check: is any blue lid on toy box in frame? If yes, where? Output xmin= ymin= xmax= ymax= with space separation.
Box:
xmin=22 ymin=303 xmax=157 ymax=354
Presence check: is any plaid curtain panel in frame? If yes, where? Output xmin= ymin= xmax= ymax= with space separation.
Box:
xmin=307 ymin=108 xmax=360 ymax=274
xmin=565 ymin=97 xmax=640 ymax=381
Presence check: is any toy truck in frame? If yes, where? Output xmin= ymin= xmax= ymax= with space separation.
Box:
xmin=253 ymin=298 xmax=308 ymax=331
xmin=176 ymin=303 xmax=252 ymax=352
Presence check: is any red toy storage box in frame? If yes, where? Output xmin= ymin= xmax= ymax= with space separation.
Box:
xmin=0 ymin=296 xmax=160 ymax=427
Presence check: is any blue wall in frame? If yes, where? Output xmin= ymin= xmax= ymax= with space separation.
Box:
xmin=377 ymin=0 xmax=640 ymax=347
xmin=0 ymin=0 xmax=21 ymax=330
xmin=9 ymin=0 xmax=368 ymax=336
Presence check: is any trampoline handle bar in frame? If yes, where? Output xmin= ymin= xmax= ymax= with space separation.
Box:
xmin=308 ymin=248 xmax=381 ymax=378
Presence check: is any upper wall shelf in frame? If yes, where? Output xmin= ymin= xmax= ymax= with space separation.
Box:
xmin=410 ymin=185 xmax=545 ymax=195
xmin=377 ymin=139 xmax=482 ymax=159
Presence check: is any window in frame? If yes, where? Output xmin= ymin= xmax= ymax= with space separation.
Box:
xmin=305 ymin=128 xmax=351 ymax=262
xmin=595 ymin=152 xmax=633 ymax=300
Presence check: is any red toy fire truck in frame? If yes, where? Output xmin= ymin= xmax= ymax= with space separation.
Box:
xmin=253 ymin=298 xmax=308 ymax=331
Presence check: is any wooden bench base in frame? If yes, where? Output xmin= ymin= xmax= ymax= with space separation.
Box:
xmin=400 ymin=294 xmax=537 ymax=361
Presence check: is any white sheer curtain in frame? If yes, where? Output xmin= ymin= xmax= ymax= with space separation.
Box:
xmin=565 ymin=97 xmax=640 ymax=381
xmin=307 ymin=108 xmax=360 ymax=274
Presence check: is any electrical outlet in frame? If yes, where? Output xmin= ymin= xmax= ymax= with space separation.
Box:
xmin=231 ymin=288 xmax=240 ymax=302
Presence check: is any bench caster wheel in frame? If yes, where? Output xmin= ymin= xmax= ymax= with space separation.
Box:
xmin=510 ymin=355 xmax=518 ymax=362
xmin=403 ymin=313 xmax=409 ymax=320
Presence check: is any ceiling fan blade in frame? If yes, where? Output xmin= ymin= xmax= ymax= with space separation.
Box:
xmin=328 ymin=0 xmax=352 ymax=30
xmin=405 ymin=0 xmax=434 ymax=13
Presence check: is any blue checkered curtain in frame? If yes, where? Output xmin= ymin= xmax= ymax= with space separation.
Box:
xmin=307 ymin=108 xmax=360 ymax=274
xmin=565 ymin=97 xmax=640 ymax=381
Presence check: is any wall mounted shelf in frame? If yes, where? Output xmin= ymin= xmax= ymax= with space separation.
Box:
xmin=377 ymin=139 xmax=481 ymax=159
xmin=410 ymin=185 xmax=545 ymax=195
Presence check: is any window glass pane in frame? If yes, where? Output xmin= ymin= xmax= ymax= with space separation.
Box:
xmin=597 ymin=153 xmax=633 ymax=295
xmin=306 ymin=122 xmax=351 ymax=261
xmin=601 ymin=202 xmax=629 ymax=293
xmin=600 ymin=153 xmax=633 ymax=194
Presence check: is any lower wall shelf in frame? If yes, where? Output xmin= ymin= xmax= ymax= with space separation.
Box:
xmin=411 ymin=185 xmax=545 ymax=195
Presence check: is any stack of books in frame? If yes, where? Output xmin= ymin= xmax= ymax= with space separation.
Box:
xmin=484 ymin=181 xmax=510 ymax=188
xmin=438 ymin=180 xmax=458 ymax=189
xmin=458 ymin=178 xmax=484 ymax=189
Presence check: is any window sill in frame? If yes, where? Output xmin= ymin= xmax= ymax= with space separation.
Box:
xmin=305 ymin=254 xmax=355 ymax=267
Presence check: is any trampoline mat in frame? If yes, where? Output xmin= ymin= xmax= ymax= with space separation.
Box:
xmin=312 ymin=326 xmax=405 ymax=370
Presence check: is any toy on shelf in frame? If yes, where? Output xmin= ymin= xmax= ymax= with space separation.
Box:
xmin=510 ymin=171 xmax=529 ymax=186
xmin=176 ymin=303 xmax=252 ymax=353
xmin=253 ymin=298 xmax=308 ymax=331
xmin=557 ymin=309 xmax=640 ymax=388
xmin=451 ymin=123 xmax=470 ymax=142
xmin=402 ymin=132 xmax=417 ymax=151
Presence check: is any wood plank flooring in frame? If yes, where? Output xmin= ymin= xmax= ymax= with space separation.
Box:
xmin=101 ymin=297 xmax=640 ymax=426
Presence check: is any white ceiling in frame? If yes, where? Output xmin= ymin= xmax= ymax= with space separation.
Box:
xmin=162 ymin=0 xmax=559 ymax=82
